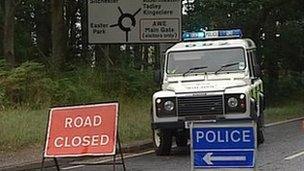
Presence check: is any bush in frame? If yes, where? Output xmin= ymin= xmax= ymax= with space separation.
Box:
xmin=0 ymin=61 xmax=55 ymax=108
xmin=263 ymin=72 xmax=304 ymax=104
xmin=0 ymin=61 xmax=157 ymax=109
xmin=102 ymin=68 xmax=157 ymax=97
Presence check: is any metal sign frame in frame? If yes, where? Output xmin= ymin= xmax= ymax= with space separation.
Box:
xmin=40 ymin=101 xmax=126 ymax=171
xmin=189 ymin=120 xmax=257 ymax=171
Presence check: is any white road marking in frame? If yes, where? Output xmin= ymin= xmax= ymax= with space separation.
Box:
xmin=61 ymin=150 xmax=155 ymax=170
xmin=62 ymin=165 xmax=85 ymax=170
xmin=285 ymin=151 xmax=304 ymax=160
xmin=265 ymin=117 xmax=304 ymax=127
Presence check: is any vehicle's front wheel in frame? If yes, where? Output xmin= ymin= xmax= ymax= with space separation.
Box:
xmin=153 ymin=129 xmax=173 ymax=156
xmin=175 ymin=132 xmax=188 ymax=147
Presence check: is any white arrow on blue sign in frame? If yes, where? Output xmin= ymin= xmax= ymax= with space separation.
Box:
xmin=203 ymin=152 xmax=246 ymax=165
xmin=194 ymin=151 xmax=254 ymax=168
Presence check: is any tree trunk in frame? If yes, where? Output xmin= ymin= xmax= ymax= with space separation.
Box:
xmin=80 ymin=0 xmax=89 ymax=63
xmin=95 ymin=45 xmax=109 ymax=71
xmin=36 ymin=0 xmax=52 ymax=59
xmin=143 ymin=45 xmax=149 ymax=70
xmin=66 ymin=0 xmax=78 ymax=57
xmin=3 ymin=0 xmax=17 ymax=67
xmin=51 ymin=0 xmax=67 ymax=70
xmin=133 ymin=44 xmax=141 ymax=70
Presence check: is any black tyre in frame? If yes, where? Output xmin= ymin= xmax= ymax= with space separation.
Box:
xmin=153 ymin=129 xmax=173 ymax=156
xmin=175 ymin=133 xmax=188 ymax=147
xmin=257 ymin=116 xmax=265 ymax=145
xmin=257 ymin=127 xmax=264 ymax=145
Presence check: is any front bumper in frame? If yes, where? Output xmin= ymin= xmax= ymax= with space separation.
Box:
xmin=151 ymin=121 xmax=184 ymax=130
xmin=151 ymin=118 xmax=256 ymax=130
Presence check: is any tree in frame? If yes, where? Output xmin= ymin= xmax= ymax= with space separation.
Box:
xmin=3 ymin=0 xmax=17 ymax=67
xmin=36 ymin=0 xmax=52 ymax=59
xmin=51 ymin=0 xmax=67 ymax=70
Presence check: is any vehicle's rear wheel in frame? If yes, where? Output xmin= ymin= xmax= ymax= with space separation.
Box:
xmin=175 ymin=132 xmax=188 ymax=147
xmin=257 ymin=115 xmax=265 ymax=145
xmin=153 ymin=129 xmax=173 ymax=156
xmin=257 ymin=127 xmax=264 ymax=145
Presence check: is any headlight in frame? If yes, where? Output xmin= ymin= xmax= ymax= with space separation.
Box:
xmin=155 ymin=97 xmax=176 ymax=117
xmin=228 ymin=97 xmax=238 ymax=108
xmin=225 ymin=94 xmax=246 ymax=113
xmin=164 ymin=101 xmax=174 ymax=111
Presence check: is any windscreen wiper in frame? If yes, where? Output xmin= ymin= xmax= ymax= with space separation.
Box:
xmin=215 ymin=62 xmax=239 ymax=75
xmin=182 ymin=66 xmax=208 ymax=76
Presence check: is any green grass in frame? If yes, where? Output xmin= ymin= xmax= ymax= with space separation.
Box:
xmin=0 ymin=109 xmax=48 ymax=152
xmin=0 ymin=98 xmax=152 ymax=153
xmin=265 ymin=100 xmax=304 ymax=123
xmin=118 ymin=98 xmax=151 ymax=144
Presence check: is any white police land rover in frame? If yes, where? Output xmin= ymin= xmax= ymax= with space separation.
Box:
xmin=151 ymin=29 xmax=265 ymax=155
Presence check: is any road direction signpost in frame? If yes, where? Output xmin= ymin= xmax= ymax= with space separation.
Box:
xmin=189 ymin=121 xmax=257 ymax=171
xmin=88 ymin=0 xmax=182 ymax=44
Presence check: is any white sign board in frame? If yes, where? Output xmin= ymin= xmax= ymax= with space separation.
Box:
xmin=88 ymin=0 xmax=182 ymax=44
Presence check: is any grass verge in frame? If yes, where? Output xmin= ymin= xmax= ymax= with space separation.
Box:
xmin=265 ymin=100 xmax=304 ymax=123
xmin=0 ymin=98 xmax=151 ymax=153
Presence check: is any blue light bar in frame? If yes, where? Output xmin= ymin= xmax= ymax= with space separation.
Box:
xmin=183 ymin=32 xmax=205 ymax=41
xmin=183 ymin=29 xmax=243 ymax=41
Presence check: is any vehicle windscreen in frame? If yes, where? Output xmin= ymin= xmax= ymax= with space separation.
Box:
xmin=167 ymin=48 xmax=246 ymax=75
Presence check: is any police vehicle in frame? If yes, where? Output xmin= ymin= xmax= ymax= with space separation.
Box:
xmin=151 ymin=29 xmax=265 ymax=155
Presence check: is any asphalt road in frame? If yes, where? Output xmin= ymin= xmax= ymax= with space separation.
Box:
xmin=39 ymin=119 xmax=304 ymax=171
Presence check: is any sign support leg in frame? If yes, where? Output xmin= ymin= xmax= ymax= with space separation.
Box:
xmin=118 ymin=135 xmax=126 ymax=171
xmin=40 ymin=157 xmax=60 ymax=171
xmin=40 ymin=156 xmax=45 ymax=171
xmin=54 ymin=158 xmax=60 ymax=171
xmin=113 ymin=154 xmax=116 ymax=171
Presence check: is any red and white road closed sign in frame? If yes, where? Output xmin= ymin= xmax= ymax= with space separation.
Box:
xmin=44 ymin=103 xmax=118 ymax=157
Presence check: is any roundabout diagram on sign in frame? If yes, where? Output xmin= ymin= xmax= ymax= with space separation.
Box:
xmin=88 ymin=0 xmax=181 ymax=43
xmin=110 ymin=7 xmax=142 ymax=42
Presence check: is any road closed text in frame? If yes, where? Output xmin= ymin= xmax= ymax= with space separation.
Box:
xmin=53 ymin=115 xmax=109 ymax=148
xmin=54 ymin=135 xmax=109 ymax=148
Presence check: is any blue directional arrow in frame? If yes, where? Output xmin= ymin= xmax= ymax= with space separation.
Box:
xmin=194 ymin=151 xmax=254 ymax=168
xmin=203 ymin=152 xmax=246 ymax=165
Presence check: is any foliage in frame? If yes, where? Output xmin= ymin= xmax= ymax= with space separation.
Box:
xmin=0 ymin=61 xmax=54 ymax=108
xmin=0 ymin=60 xmax=157 ymax=109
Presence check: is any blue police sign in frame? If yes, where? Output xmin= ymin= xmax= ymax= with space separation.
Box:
xmin=190 ymin=122 xmax=256 ymax=170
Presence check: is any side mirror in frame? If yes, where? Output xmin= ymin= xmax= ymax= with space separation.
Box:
xmin=154 ymin=70 xmax=162 ymax=84
xmin=254 ymin=65 xmax=262 ymax=78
